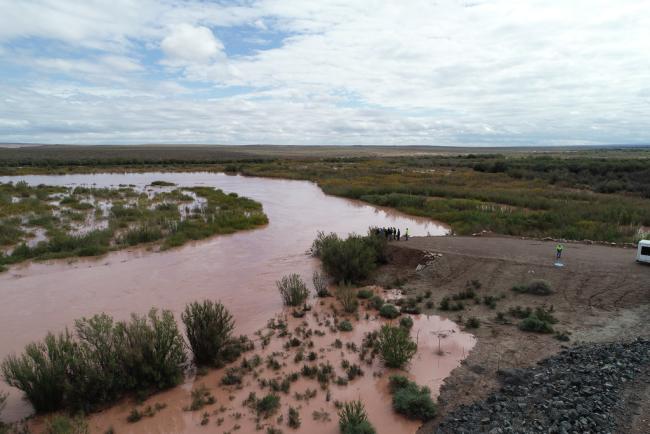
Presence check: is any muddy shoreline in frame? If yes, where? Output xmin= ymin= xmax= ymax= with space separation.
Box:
xmin=373 ymin=236 xmax=650 ymax=433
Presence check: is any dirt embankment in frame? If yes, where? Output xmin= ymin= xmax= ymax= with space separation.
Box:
xmin=374 ymin=236 xmax=650 ymax=433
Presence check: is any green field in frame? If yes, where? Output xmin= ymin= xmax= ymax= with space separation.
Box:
xmin=1 ymin=145 xmax=649 ymax=243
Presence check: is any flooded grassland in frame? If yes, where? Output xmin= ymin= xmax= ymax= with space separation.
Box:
xmin=0 ymin=172 xmax=471 ymax=433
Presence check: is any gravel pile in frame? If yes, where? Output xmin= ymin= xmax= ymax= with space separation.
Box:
xmin=436 ymin=338 xmax=650 ymax=434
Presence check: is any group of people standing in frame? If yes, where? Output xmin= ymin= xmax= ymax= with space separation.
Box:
xmin=373 ymin=226 xmax=409 ymax=241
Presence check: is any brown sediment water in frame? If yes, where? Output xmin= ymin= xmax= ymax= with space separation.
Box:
xmin=0 ymin=172 xmax=459 ymax=429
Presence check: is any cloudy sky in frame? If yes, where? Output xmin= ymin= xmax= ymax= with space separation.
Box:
xmin=0 ymin=0 xmax=648 ymax=146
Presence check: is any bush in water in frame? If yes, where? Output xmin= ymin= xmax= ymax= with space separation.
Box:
xmin=338 ymin=400 xmax=376 ymax=434
xmin=376 ymin=325 xmax=417 ymax=369
xmin=369 ymin=295 xmax=384 ymax=310
xmin=277 ymin=274 xmax=310 ymax=306
xmin=1 ymin=331 xmax=76 ymax=412
xmin=388 ymin=375 xmax=436 ymax=421
xmin=2 ymin=309 xmax=186 ymax=414
xmin=399 ymin=316 xmax=414 ymax=330
xmin=314 ymin=232 xmax=386 ymax=284
xmin=182 ymin=300 xmax=235 ymax=367
xmin=312 ymin=270 xmax=330 ymax=297
xmin=336 ymin=285 xmax=359 ymax=313
xmin=115 ymin=309 xmax=186 ymax=391
xmin=379 ymin=303 xmax=400 ymax=319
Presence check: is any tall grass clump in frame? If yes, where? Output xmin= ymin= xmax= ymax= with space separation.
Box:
xmin=376 ymin=325 xmax=417 ymax=369
xmin=312 ymin=232 xmax=385 ymax=284
xmin=182 ymin=300 xmax=235 ymax=367
xmin=338 ymin=400 xmax=376 ymax=434
xmin=336 ymin=284 xmax=358 ymax=313
xmin=277 ymin=274 xmax=309 ymax=306
xmin=388 ymin=375 xmax=436 ymax=421
xmin=312 ymin=270 xmax=330 ymax=297
xmin=2 ymin=309 xmax=186 ymax=414
xmin=119 ymin=225 xmax=164 ymax=246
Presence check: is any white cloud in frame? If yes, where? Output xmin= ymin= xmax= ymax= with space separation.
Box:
xmin=0 ymin=0 xmax=648 ymax=145
xmin=161 ymin=23 xmax=224 ymax=65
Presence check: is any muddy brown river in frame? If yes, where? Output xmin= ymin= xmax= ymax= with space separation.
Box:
xmin=0 ymin=172 xmax=474 ymax=433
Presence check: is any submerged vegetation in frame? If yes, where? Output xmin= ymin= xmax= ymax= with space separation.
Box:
xmin=182 ymin=300 xmax=235 ymax=367
xmin=338 ymin=400 xmax=376 ymax=434
xmin=2 ymin=146 xmax=649 ymax=242
xmin=375 ymin=325 xmax=417 ymax=369
xmin=0 ymin=182 xmax=267 ymax=270
xmin=277 ymin=274 xmax=310 ymax=307
xmin=388 ymin=375 xmax=437 ymax=421
xmin=1 ymin=309 xmax=186 ymax=413
xmin=0 ymin=299 xmax=251 ymax=415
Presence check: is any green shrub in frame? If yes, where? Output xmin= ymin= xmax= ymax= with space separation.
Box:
xmin=379 ymin=303 xmax=400 ymax=319
xmin=336 ymin=285 xmax=359 ymax=313
xmin=399 ymin=316 xmax=414 ymax=330
xmin=440 ymin=296 xmax=464 ymax=311
xmin=119 ymin=225 xmax=163 ymax=246
xmin=182 ymin=300 xmax=235 ymax=367
xmin=288 ymin=406 xmax=301 ymax=429
xmin=315 ymin=233 xmax=385 ymax=283
xmin=71 ymin=314 xmax=125 ymax=409
xmin=483 ymin=296 xmax=498 ymax=309
xmin=519 ymin=315 xmax=554 ymax=333
xmin=465 ymin=317 xmax=481 ymax=329
xmin=312 ymin=270 xmax=330 ymax=297
xmin=388 ymin=375 xmax=436 ymax=421
xmin=277 ymin=274 xmax=309 ymax=306
xmin=1 ymin=331 xmax=76 ymax=412
xmin=512 ymin=280 xmax=553 ymax=295
xmin=127 ymin=408 xmax=143 ymax=423
xmin=338 ymin=400 xmax=375 ymax=434
xmin=508 ymin=305 xmax=532 ymax=318
xmin=256 ymin=394 xmax=281 ymax=418
xmin=338 ymin=320 xmax=353 ymax=332
xmin=376 ymin=325 xmax=417 ymax=369
xmin=45 ymin=415 xmax=89 ymax=434
xmin=357 ymin=289 xmax=374 ymax=299
xmin=115 ymin=308 xmax=186 ymax=391
xmin=369 ymin=296 xmax=384 ymax=310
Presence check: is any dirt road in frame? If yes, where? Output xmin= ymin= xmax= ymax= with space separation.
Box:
xmin=374 ymin=236 xmax=650 ymax=433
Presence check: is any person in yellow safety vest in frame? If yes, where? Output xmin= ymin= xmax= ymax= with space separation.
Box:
xmin=405 ymin=228 xmax=409 ymax=241
xmin=556 ymin=243 xmax=563 ymax=260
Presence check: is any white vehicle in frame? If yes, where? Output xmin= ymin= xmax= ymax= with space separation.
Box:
xmin=637 ymin=240 xmax=650 ymax=264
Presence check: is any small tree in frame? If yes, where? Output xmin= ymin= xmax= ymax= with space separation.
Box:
xmin=338 ymin=400 xmax=375 ymax=434
xmin=277 ymin=274 xmax=309 ymax=306
xmin=182 ymin=300 xmax=235 ymax=366
xmin=376 ymin=325 xmax=417 ymax=369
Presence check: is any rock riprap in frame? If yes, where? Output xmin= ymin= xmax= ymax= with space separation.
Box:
xmin=436 ymin=338 xmax=650 ymax=434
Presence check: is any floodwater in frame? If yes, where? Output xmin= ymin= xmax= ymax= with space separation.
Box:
xmin=0 ymin=172 xmax=471 ymax=432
